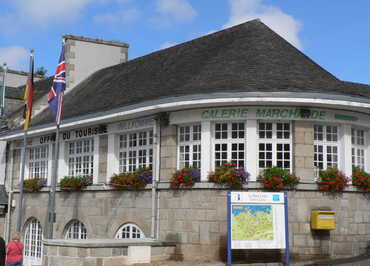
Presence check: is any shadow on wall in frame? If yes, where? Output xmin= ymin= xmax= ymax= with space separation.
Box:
xmin=165 ymin=232 xmax=183 ymax=261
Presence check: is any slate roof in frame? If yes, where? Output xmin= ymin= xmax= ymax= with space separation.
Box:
xmin=8 ymin=77 xmax=53 ymax=113
xmin=30 ymin=19 xmax=370 ymax=126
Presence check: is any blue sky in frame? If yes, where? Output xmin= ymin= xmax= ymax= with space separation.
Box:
xmin=1 ymin=0 xmax=370 ymax=84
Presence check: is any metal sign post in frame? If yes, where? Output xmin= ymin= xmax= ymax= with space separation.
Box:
xmin=284 ymin=191 xmax=290 ymax=266
xmin=227 ymin=192 xmax=232 ymax=266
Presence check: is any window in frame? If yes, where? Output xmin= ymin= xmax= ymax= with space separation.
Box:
xmin=352 ymin=128 xmax=366 ymax=170
xmin=28 ymin=145 xmax=49 ymax=179
xmin=24 ymin=218 xmax=43 ymax=265
xmin=258 ymin=122 xmax=291 ymax=170
xmin=68 ymin=138 xmax=94 ymax=176
xmin=213 ymin=122 xmax=246 ymax=168
xmin=314 ymin=125 xmax=339 ymax=170
xmin=119 ymin=130 xmax=153 ymax=172
xmin=64 ymin=220 xmax=87 ymax=240
xmin=115 ymin=223 xmax=145 ymax=239
xmin=178 ymin=124 xmax=201 ymax=168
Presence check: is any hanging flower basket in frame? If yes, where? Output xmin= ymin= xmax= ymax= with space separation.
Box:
xmin=170 ymin=167 xmax=200 ymax=188
xmin=351 ymin=167 xmax=370 ymax=192
xmin=257 ymin=167 xmax=300 ymax=191
xmin=110 ymin=168 xmax=152 ymax=190
xmin=59 ymin=176 xmax=93 ymax=192
xmin=317 ymin=168 xmax=349 ymax=192
xmin=23 ymin=178 xmax=47 ymax=192
xmin=208 ymin=162 xmax=249 ymax=189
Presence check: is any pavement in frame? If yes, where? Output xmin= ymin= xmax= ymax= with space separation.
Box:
xmin=132 ymin=254 xmax=370 ymax=265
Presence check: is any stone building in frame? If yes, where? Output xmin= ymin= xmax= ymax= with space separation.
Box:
xmin=0 ymin=19 xmax=369 ymax=265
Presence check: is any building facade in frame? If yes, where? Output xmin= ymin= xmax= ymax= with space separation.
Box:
xmin=0 ymin=20 xmax=369 ymax=265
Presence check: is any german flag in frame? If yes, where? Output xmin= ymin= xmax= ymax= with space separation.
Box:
xmin=23 ymin=51 xmax=34 ymax=131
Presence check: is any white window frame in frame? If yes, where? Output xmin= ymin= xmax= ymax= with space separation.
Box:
xmin=114 ymin=223 xmax=145 ymax=239
xmin=67 ymin=138 xmax=95 ymax=177
xmin=26 ymin=145 xmax=50 ymax=180
xmin=257 ymin=121 xmax=292 ymax=172
xmin=314 ymin=124 xmax=340 ymax=171
xmin=118 ymin=129 xmax=153 ymax=173
xmin=211 ymin=121 xmax=247 ymax=169
xmin=24 ymin=218 xmax=43 ymax=266
xmin=177 ymin=124 xmax=201 ymax=169
xmin=351 ymin=127 xmax=366 ymax=170
xmin=64 ymin=220 xmax=87 ymax=240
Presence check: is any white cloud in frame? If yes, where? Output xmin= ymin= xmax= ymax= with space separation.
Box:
xmin=0 ymin=46 xmax=29 ymax=70
xmin=160 ymin=42 xmax=177 ymax=49
xmin=156 ymin=0 xmax=197 ymax=22
xmin=151 ymin=0 xmax=197 ymax=28
xmin=224 ymin=0 xmax=302 ymax=49
xmin=122 ymin=8 xmax=141 ymax=23
xmin=93 ymin=13 xmax=120 ymax=24
xmin=94 ymin=8 xmax=141 ymax=24
xmin=9 ymin=0 xmax=92 ymax=24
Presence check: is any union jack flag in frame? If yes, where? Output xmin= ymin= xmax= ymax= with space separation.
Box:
xmin=48 ymin=43 xmax=66 ymax=125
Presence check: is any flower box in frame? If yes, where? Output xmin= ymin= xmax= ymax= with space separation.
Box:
xmin=170 ymin=167 xmax=200 ymax=188
xmin=257 ymin=167 xmax=300 ymax=191
xmin=317 ymin=168 xmax=348 ymax=192
xmin=351 ymin=167 xmax=370 ymax=192
xmin=23 ymin=178 xmax=47 ymax=192
xmin=208 ymin=162 xmax=249 ymax=189
xmin=110 ymin=168 xmax=152 ymax=190
xmin=60 ymin=176 xmax=93 ymax=192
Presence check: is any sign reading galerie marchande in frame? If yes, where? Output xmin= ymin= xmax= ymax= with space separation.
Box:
xmin=171 ymin=107 xmax=368 ymax=126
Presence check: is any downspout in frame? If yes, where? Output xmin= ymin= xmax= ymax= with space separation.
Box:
xmin=5 ymin=142 xmax=14 ymax=242
xmin=151 ymin=116 xmax=161 ymax=239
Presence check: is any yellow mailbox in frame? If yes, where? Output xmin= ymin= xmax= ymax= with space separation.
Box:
xmin=311 ymin=210 xmax=336 ymax=230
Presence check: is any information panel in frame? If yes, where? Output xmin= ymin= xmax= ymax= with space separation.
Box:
xmin=230 ymin=192 xmax=286 ymax=249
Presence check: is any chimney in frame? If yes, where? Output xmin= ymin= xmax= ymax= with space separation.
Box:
xmin=63 ymin=35 xmax=129 ymax=90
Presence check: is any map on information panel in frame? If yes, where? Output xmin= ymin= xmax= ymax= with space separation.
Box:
xmin=232 ymin=205 xmax=273 ymax=241
xmin=230 ymin=192 xmax=286 ymax=249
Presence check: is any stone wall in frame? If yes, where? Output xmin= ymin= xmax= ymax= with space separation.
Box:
xmin=293 ymin=121 xmax=315 ymax=182
xmin=10 ymin=190 xmax=153 ymax=240
xmin=160 ymin=125 xmax=177 ymax=181
xmin=43 ymin=239 xmax=176 ymax=266
xmin=9 ymin=187 xmax=370 ymax=264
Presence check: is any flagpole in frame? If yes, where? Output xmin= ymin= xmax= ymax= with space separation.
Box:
xmin=1 ymin=63 xmax=7 ymax=117
xmin=15 ymin=50 xmax=34 ymax=232
xmin=46 ymin=124 xmax=60 ymax=239
xmin=46 ymin=40 xmax=66 ymax=239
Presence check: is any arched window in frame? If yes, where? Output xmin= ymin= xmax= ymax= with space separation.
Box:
xmin=115 ymin=223 xmax=145 ymax=239
xmin=24 ymin=218 xmax=43 ymax=266
xmin=64 ymin=220 xmax=87 ymax=239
